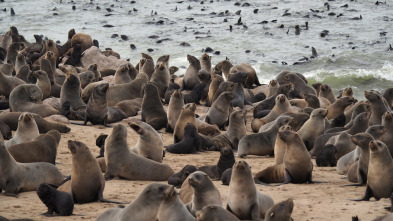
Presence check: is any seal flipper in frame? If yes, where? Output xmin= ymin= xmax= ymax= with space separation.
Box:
xmin=306 ymin=171 xmax=327 ymax=184
xmin=103 ymin=115 xmax=113 ymax=128
xmin=98 ymin=190 xmax=128 ymax=204
xmin=5 ymin=179 xmax=19 ymax=197
xmin=250 ymin=202 xmax=261 ymax=220
xmin=351 ymin=186 xmax=373 ymax=201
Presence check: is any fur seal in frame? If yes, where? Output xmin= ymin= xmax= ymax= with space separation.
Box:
xmin=157 ymin=188 xmax=195 ymax=221
xmin=274 ymin=125 xmax=292 ymax=165
xmin=5 ymin=113 xmax=39 ymax=148
xmin=87 ymin=63 xmax=101 ymax=81
xmin=227 ymin=161 xmax=274 ymax=219
xmin=200 ymin=53 xmax=211 ymax=73
xmin=141 ymin=83 xmax=168 ymax=130
xmin=15 ymin=53 xmax=27 ymax=73
xmin=379 ymin=111 xmax=393 ymax=156
xmin=319 ymin=83 xmax=336 ymax=103
xmin=60 ymin=73 xmax=86 ymax=120
xmin=8 ymin=130 xmax=60 ymax=164
xmin=0 ymin=70 xmax=25 ymax=97
xmin=164 ymin=79 xmax=181 ymax=104
xmin=104 ymin=124 xmax=174 ymax=181
xmin=212 ymin=81 xmax=237 ymax=104
xmin=64 ymin=43 xmax=82 ymax=66
xmin=113 ymin=64 xmax=131 ymax=85
xmin=282 ymin=72 xmax=315 ymax=97
xmin=253 ymin=84 xmax=292 ymax=118
xmin=183 ymin=82 xmax=206 ymax=105
xmin=316 ymin=144 xmax=337 ymax=167
xmin=198 ymin=147 xmax=235 ymax=180
xmin=5 ymin=42 xmax=20 ymax=67
xmin=150 ymin=61 xmax=170 ymax=98
xmin=211 ymin=110 xmax=246 ymax=150
xmin=353 ymin=140 xmax=393 ymax=212
xmin=78 ymin=71 xmax=95 ymax=89
xmin=0 ymin=112 xmax=70 ymax=133
xmin=221 ymin=168 xmax=232 ymax=185
xmin=186 ymin=171 xmax=222 ymax=216
xmin=229 ymin=63 xmax=261 ymax=88
xmin=264 ymin=198 xmax=294 ymax=221
xmin=96 ymin=183 xmax=174 ymax=221
xmin=166 ymin=89 xmax=184 ymax=133
xmin=254 ymin=130 xmax=315 ymax=184
xmin=33 ymin=70 xmax=51 ymax=99
xmin=168 ymin=165 xmax=198 ymax=188
xmin=0 ymin=120 xmax=12 ymax=140
xmin=327 ymin=96 xmax=354 ymax=120
xmin=365 ymin=90 xmax=390 ymax=125
xmin=238 ymin=115 xmax=292 ymax=157
xmin=0 ymin=140 xmax=63 ymax=197
xmin=139 ymin=57 xmax=155 ymax=80
xmin=37 ymin=183 xmax=74 ymax=216
xmin=9 ymin=84 xmax=59 ymax=117
xmin=205 ymin=91 xmax=235 ymax=130
xmin=276 ymin=70 xmax=308 ymax=86
xmin=268 ymin=79 xmax=279 ymax=97
xmin=166 ymin=123 xmax=207 ymax=154
xmin=297 ymin=108 xmax=328 ymax=150
xmin=58 ymin=140 xmax=122 ymax=204
xmin=174 ymin=103 xmax=197 ymax=142
xmin=70 ymin=33 xmax=93 ymax=52
xmin=207 ymin=74 xmax=224 ymax=106
xmin=196 ymin=205 xmax=240 ymax=221
xmin=129 ymin=121 xmax=164 ymax=163
xmin=183 ymin=54 xmax=201 ymax=90
xmin=113 ymin=98 xmax=142 ymax=117
xmin=198 ymin=70 xmax=212 ymax=101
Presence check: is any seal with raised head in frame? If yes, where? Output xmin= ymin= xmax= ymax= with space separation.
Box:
xmin=365 ymin=90 xmax=390 ymax=126
xmin=33 ymin=70 xmax=51 ymax=99
xmin=379 ymin=111 xmax=393 ymax=156
xmin=5 ymin=112 xmax=39 ymax=148
xmin=37 ymin=183 xmax=74 ymax=216
xmin=211 ymin=110 xmax=246 ymax=150
xmin=78 ymin=71 xmax=95 ymax=89
xmin=104 ymin=124 xmax=174 ymax=181
xmin=174 ymin=103 xmax=197 ymax=143
xmin=113 ymin=64 xmax=131 ymax=85
xmin=186 ymin=171 xmax=223 ymax=216
xmin=319 ymin=83 xmax=336 ymax=103
xmin=238 ymin=115 xmax=292 ymax=158
xmin=264 ymin=198 xmax=294 ymax=221
xmin=141 ymin=83 xmax=168 ymax=130
xmin=183 ymin=54 xmax=201 ymax=90
xmin=327 ymin=96 xmax=354 ymax=120
xmin=87 ymin=63 xmax=101 ymax=81
xmin=150 ymin=61 xmax=170 ymax=98
xmin=164 ymin=78 xmax=181 ymax=104
xmin=297 ymin=108 xmax=328 ymax=151
xmin=157 ymin=188 xmax=195 ymax=221
xmin=227 ymin=161 xmax=274 ymax=220
xmin=198 ymin=147 xmax=235 ymax=180
xmin=58 ymin=140 xmax=123 ymax=204
xmin=211 ymin=81 xmax=237 ymax=104
xmin=207 ymin=74 xmax=224 ymax=106
xmin=0 ymin=140 xmax=63 ymax=197
xmin=166 ymin=89 xmax=184 ymax=133
xmin=274 ymin=125 xmax=292 ymax=165
xmin=205 ymin=91 xmax=235 ymax=130
xmin=9 ymin=84 xmax=59 ymax=118
xmin=282 ymin=72 xmax=315 ymax=98
xmin=8 ymin=130 xmax=60 ymax=164
xmin=254 ymin=130 xmax=315 ymax=184
xmin=96 ymin=183 xmax=174 ymax=221
xmin=129 ymin=121 xmax=164 ymax=163
xmin=200 ymin=53 xmax=211 ymax=73
xmin=107 ymin=72 xmax=148 ymax=106
xmin=60 ymin=73 xmax=86 ymax=120
xmin=253 ymin=84 xmax=292 ymax=118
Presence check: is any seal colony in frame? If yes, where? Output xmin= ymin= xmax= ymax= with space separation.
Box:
xmin=0 ymin=26 xmax=392 ymax=221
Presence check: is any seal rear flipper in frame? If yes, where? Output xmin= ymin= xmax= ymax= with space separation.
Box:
xmin=99 ymin=198 xmax=128 ymax=204
xmin=350 ymin=186 xmax=373 ymax=201
xmin=306 ymin=172 xmax=327 ymax=184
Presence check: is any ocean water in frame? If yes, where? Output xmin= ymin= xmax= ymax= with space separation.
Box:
xmin=1 ymin=0 xmax=393 ymax=98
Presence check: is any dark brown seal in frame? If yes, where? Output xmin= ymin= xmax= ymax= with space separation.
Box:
xmin=198 ymin=146 xmax=235 ymax=180
xmin=37 ymin=183 xmax=74 ymax=216
xmin=141 ymin=83 xmax=168 ymax=130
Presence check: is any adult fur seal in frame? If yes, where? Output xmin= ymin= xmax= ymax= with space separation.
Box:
xmin=8 ymin=130 xmax=60 ymax=164
xmin=9 ymin=84 xmax=59 ymax=117
xmin=365 ymin=90 xmax=390 ymax=126
xmin=253 ymin=84 xmax=292 ymax=118
xmin=174 ymin=103 xmax=197 ymax=142
xmin=0 ymin=112 xmax=70 ymax=133
xmin=0 ymin=140 xmax=63 ymax=197
xmin=205 ymin=91 xmax=235 ymax=130
xmin=186 ymin=171 xmax=222 ymax=216
xmin=326 ymin=96 xmax=354 ymax=120
xmin=37 ymin=183 xmax=74 ymax=216
xmin=107 ymin=72 xmax=148 ymax=106
xmin=229 ymin=63 xmax=261 ymax=88
xmin=5 ymin=113 xmax=39 ymax=148
xmin=58 ymin=140 xmax=122 ymax=204
xmin=198 ymin=147 xmax=235 ymax=180
xmin=60 ymin=73 xmax=86 ymax=120
xmin=113 ymin=98 xmax=142 ymax=117
xmin=264 ymin=198 xmax=294 ymax=221
xmin=380 ymin=111 xmax=393 ymax=156
xmin=282 ymin=72 xmax=315 ymax=97
xmin=274 ymin=125 xmax=292 ymax=165
xmin=33 ymin=70 xmax=51 ymax=99
xmin=157 ymin=188 xmax=194 ymax=221
xmin=254 ymin=130 xmax=315 ymax=184
xmin=183 ymin=54 xmax=201 ymax=90
xmin=129 ymin=121 xmax=164 ymax=163
xmin=150 ymin=61 xmax=170 ymax=98
xmin=166 ymin=89 xmax=184 ymax=133
xmin=200 ymin=53 xmax=211 ymax=73
xmin=297 ymin=108 xmax=328 ymax=150
xmin=70 ymin=33 xmax=93 ymax=52
xmin=96 ymin=183 xmax=174 ymax=221
xmin=168 ymin=165 xmax=198 ymax=188
xmin=141 ymin=83 xmax=168 ymax=130
xmin=227 ymin=161 xmax=274 ymax=219
xmin=211 ymin=110 xmax=246 ymax=150
xmin=113 ymin=64 xmax=131 ymax=85
xmin=353 ymin=140 xmax=393 ymax=212
xmin=238 ymin=115 xmax=292 ymax=158
xmin=196 ymin=206 xmax=240 ymax=221
xmin=207 ymin=75 xmax=224 ymax=106
xmin=104 ymin=124 xmax=174 ymax=181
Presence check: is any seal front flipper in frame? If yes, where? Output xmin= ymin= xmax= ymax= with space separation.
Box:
xmin=4 ymin=179 xmax=19 ymax=197
xmin=98 ymin=190 xmax=128 ymax=204
xmin=351 ymin=186 xmax=373 ymax=201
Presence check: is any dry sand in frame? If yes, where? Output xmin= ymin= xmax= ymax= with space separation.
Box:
xmin=0 ymin=105 xmax=390 ymax=221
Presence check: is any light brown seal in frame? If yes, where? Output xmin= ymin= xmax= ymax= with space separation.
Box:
xmin=227 ymin=161 xmax=274 ymax=220
xmin=205 ymin=91 xmax=235 ymax=130
xmin=229 ymin=63 xmax=261 ymax=88
xmin=33 ymin=70 xmax=51 ymax=99
xmin=104 ymin=124 xmax=174 ymax=181
xmin=70 ymin=33 xmax=93 ymax=52
xmin=211 ymin=110 xmax=246 ymax=150
xmin=166 ymin=89 xmax=185 ymax=133
xmin=150 ymin=61 xmax=170 ymax=98
xmin=0 ymin=140 xmax=63 ymax=197
xmin=113 ymin=98 xmax=142 ymax=117
xmin=200 ymin=53 xmax=211 ymax=73
xmin=274 ymin=125 xmax=292 ymax=165
xmin=297 ymin=108 xmax=328 ymax=150
xmin=265 ymin=198 xmax=294 ymax=221
xmin=196 ymin=206 xmax=240 ymax=221
xmin=113 ymin=64 xmax=131 ymax=85
xmin=174 ymin=103 xmax=197 ymax=142
xmin=207 ymin=74 xmax=224 ymax=106
xmin=326 ymin=96 xmax=354 ymax=120
xmin=96 ymin=183 xmax=174 ymax=221
xmin=0 ymin=70 xmax=25 ymax=97
xmin=157 ymin=188 xmax=195 ymax=221
xmin=9 ymin=84 xmax=60 ymax=117
xmin=5 ymin=113 xmax=39 ymax=148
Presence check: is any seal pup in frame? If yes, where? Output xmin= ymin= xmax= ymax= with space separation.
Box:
xmin=5 ymin=113 xmax=39 ymax=148
xmin=168 ymin=165 xmax=198 ymax=187
xmin=157 ymin=188 xmax=195 ymax=221
xmin=150 ymin=61 xmax=170 ymax=98
xmin=183 ymin=82 xmax=206 ymax=105
xmin=58 ymin=140 xmax=123 ymax=204
xmin=186 ymin=171 xmax=223 ymax=216
xmin=0 ymin=112 xmax=70 ymax=133
xmin=211 ymin=110 xmax=246 ymax=150
xmin=227 ymin=161 xmax=274 ymax=219
xmin=352 ymin=140 xmax=393 ymax=212
xmin=238 ymin=115 xmax=292 ymax=158
xmin=196 ymin=206 xmax=240 ymax=221
xmin=0 ymin=140 xmax=63 ymax=197
xmin=0 ymin=120 xmax=12 ymax=140
xmin=113 ymin=64 xmax=131 ymax=85
xmin=164 ymin=79 xmax=181 ymax=104
xmin=166 ymin=89 xmax=184 ymax=133
xmin=37 ymin=183 xmax=74 ymax=216
xmin=9 ymin=84 xmax=59 ymax=117
xmin=264 ymin=198 xmax=294 ymax=221
xmin=316 ymin=144 xmax=337 ymax=167
xmin=183 ymin=54 xmax=201 ymax=90
xmin=205 ymin=91 xmax=235 ymax=130
xmin=254 ymin=130 xmax=315 ymax=184
xmin=129 ymin=121 xmax=164 ymax=163
xmin=0 ymin=70 xmax=25 ymax=97
xmin=64 ymin=44 xmax=82 ymax=66
xmin=96 ymin=183 xmax=174 ymax=221
xmin=174 ymin=103 xmax=197 ymax=142
xmin=141 ymin=83 xmax=168 ymax=130
xmin=104 ymin=124 xmax=174 ymax=181
xmin=166 ymin=123 xmax=206 ymax=154
xmin=198 ymin=147 xmax=235 ymax=180
xmin=297 ymin=108 xmax=328 ymax=150
xmin=8 ymin=130 xmax=60 ymax=164
xmin=33 ymin=70 xmax=51 ymax=99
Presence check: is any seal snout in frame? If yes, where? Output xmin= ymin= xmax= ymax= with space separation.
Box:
xmin=369 ymin=140 xmax=379 ymax=152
